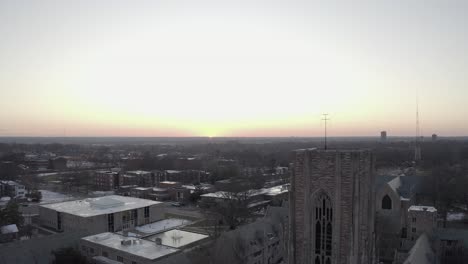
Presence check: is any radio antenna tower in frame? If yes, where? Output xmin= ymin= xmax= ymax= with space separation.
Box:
xmin=414 ymin=95 xmax=422 ymax=161
xmin=322 ymin=114 xmax=330 ymax=150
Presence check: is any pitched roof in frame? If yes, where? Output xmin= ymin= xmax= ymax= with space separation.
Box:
xmin=403 ymin=233 xmax=435 ymax=264
xmin=377 ymin=175 xmax=422 ymax=200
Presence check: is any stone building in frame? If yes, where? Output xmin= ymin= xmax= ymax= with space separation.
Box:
xmin=289 ymin=149 xmax=376 ymax=264
xmin=374 ymin=175 xmax=422 ymax=263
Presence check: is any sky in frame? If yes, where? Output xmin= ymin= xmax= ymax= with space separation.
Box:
xmin=0 ymin=0 xmax=467 ymax=137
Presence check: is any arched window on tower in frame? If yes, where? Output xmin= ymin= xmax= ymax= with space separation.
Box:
xmin=382 ymin=195 xmax=392 ymax=210
xmin=313 ymin=192 xmax=333 ymax=263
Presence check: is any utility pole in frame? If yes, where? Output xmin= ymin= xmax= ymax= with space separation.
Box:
xmin=322 ymin=114 xmax=330 ymax=150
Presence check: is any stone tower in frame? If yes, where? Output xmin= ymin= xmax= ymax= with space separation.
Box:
xmin=289 ymin=149 xmax=376 ymax=264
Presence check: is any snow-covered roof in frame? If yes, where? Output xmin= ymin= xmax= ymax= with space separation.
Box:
xmin=40 ymin=195 xmax=161 ymax=217
xmin=146 ymin=229 xmax=208 ymax=248
xmin=1 ymin=224 xmax=18 ymax=234
xmin=201 ymin=184 xmax=289 ymax=199
xmin=165 ymin=170 xmax=181 ymax=174
xmin=82 ymin=232 xmax=178 ymax=260
xmin=408 ymin=205 xmax=437 ymax=213
xmin=135 ymin=219 xmax=192 ymax=234
xmin=160 ymin=181 xmax=178 ymax=184
xmin=125 ymin=170 xmax=151 ymax=175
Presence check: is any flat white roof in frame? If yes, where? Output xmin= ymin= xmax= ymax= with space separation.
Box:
xmin=135 ymin=218 xmax=192 ymax=234
xmin=147 ymin=229 xmax=208 ymax=248
xmin=40 ymin=195 xmax=161 ymax=217
xmin=160 ymin=181 xmax=178 ymax=184
xmin=409 ymin=205 xmax=437 ymax=213
xmin=82 ymin=232 xmax=178 ymax=260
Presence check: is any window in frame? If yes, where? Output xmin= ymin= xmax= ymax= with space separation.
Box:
xmin=102 ymin=251 xmax=108 ymax=257
xmin=132 ymin=262 xmax=138 ymax=264
xmin=90 ymin=247 xmax=94 ymax=254
xmin=107 ymin=213 xmax=114 ymax=232
xmin=412 ymin=217 xmax=416 ymax=223
xmin=412 ymin=228 xmax=416 ymax=233
xmin=117 ymin=256 xmax=124 ymax=262
xmin=144 ymin=206 xmax=149 ymax=218
xmin=382 ymin=195 xmax=392 ymax=210
xmin=313 ymin=192 xmax=333 ymax=264
xmin=57 ymin=212 xmax=62 ymax=231
xmin=401 ymin=228 xmax=407 ymax=238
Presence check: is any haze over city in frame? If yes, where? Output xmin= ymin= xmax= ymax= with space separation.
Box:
xmin=1 ymin=0 xmax=468 ymax=137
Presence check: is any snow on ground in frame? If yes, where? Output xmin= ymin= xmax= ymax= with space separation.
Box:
xmin=135 ymin=219 xmax=192 ymax=234
xmin=447 ymin=212 xmax=466 ymax=221
xmin=39 ymin=190 xmax=76 ymax=204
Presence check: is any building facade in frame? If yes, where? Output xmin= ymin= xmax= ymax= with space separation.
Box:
xmin=289 ymin=149 xmax=376 ymax=264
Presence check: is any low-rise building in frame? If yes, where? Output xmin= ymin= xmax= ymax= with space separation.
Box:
xmin=0 ymin=180 xmax=26 ymax=199
xmin=80 ymin=229 xmax=209 ymax=264
xmin=121 ymin=171 xmax=154 ymax=187
xmin=39 ymin=195 xmax=165 ymax=233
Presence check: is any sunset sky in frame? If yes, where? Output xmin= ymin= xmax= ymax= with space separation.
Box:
xmin=1 ymin=0 xmax=467 ymax=137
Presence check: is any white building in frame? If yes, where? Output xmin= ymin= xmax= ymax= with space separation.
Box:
xmin=39 ymin=195 xmax=165 ymax=233
xmin=80 ymin=229 xmax=208 ymax=264
xmin=0 ymin=180 xmax=26 ymax=199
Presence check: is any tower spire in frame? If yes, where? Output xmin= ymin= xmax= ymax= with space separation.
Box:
xmin=322 ymin=114 xmax=330 ymax=150
xmin=415 ymin=95 xmax=422 ymax=161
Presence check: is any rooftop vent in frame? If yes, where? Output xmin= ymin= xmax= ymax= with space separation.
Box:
xmin=155 ymin=237 xmax=162 ymax=245
xmin=121 ymin=240 xmax=132 ymax=246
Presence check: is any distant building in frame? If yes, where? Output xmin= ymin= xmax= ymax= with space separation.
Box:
xmin=432 ymin=134 xmax=438 ymax=141
xmin=0 ymin=180 xmax=26 ymax=199
xmin=121 ymin=170 xmax=154 ymax=187
xmin=94 ymin=170 xmax=120 ymax=191
xmin=163 ymin=170 xmax=210 ymax=184
xmin=381 ymin=131 xmax=387 ymax=142
xmin=48 ymin=157 xmax=68 ymax=170
xmin=39 ymin=195 xmax=165 ymax=233
xmin=200 ymin=184 xmax=289 ymax=210
xmin=289 ymin=149 xmax=376 ymax=264
xmin=433 ymin=228 xmax=468 ymax=264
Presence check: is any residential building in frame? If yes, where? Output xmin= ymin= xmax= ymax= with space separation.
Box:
xmin=0 ymin=180 xmax=26 ymax=199
xmin=121 ymin=171 xmax=154 ymax=187
xmin=48 ymin=157 xmax=68 ymax=170
xmin=95 ymin=170 xmax=120 ymax=191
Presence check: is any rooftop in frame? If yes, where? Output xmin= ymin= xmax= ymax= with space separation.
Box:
xmin=1 ymin=224 xmax=18 ymax=234
xmin=126 ymin=170 xmax=151 ymax=175
xmin=135 ymin=218 xmax=193 ymax=234
xmin=146 ymin=229 xmax=208 ymax=248
xmin=82 ymin=232 xmax=178 ymax=260
xmin=409 ymin=205 xmax=437 ymax=213
xmin=160 ymin=181 xmax=179 ymax=184
xmin=40 ymin=195 xmax=161 ymax=217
